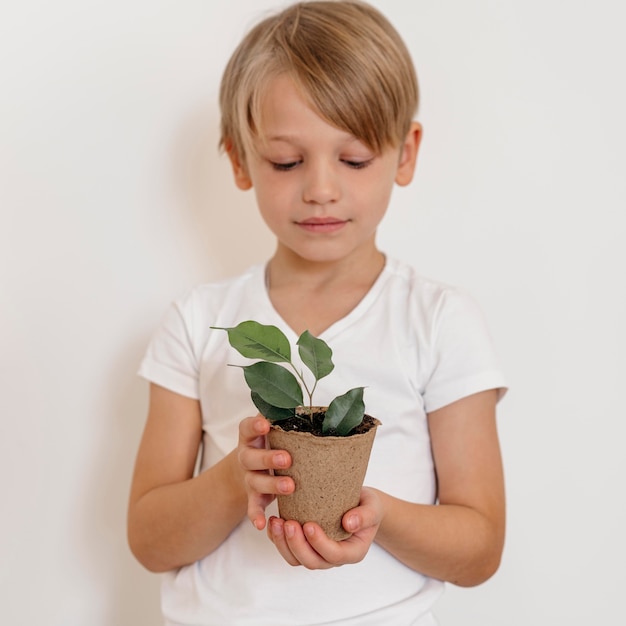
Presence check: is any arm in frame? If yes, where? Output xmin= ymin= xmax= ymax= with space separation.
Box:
xmin=375 ymin=388 xmax=505 ymax=585
xmin=266 ymin=390 xmax=505 ymax=587
xmin=127 ymin=384 xmax=248 ymax=572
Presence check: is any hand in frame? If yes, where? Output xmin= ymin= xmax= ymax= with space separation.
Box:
xmin=267 ymin=487 xmax=384 ymax=569
xmin=237 ymin=414 xmax=295 ymax=531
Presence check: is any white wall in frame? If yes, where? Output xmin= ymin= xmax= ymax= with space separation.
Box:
xmin=1 ymin=1 xmax=624 ymax=624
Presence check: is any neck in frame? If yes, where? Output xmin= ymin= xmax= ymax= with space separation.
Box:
xmin=264 ymin=244 xmax=387 ymax=337
xmin=266 ymin=245 xmax=385 ymax=291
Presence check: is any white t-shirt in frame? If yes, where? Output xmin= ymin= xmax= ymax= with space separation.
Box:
xmin=138 ymin=257 xmax=507 ymax=626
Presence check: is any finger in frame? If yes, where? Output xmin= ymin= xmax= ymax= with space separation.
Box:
xmin=281 ymin=521 xmax=334 ymax=570
xmin=300 ymin=522 xmax=373 ymax=566
xmin=341 ymin=487 xmax=383 ymax=534
xmin=267 ymin=517 xmax=300 ymax=566
xmin=248 ymin=493 xmax=275 ymax=531
xmin=239 ymin=446 xmax=292 ymax=473
xmin=239 ymin=414 xmax=270 ymax=447
xmin=269 ymin=518 xmax=331 ymax=569
xmin=246 ymin=470 xmax=294 ymax=497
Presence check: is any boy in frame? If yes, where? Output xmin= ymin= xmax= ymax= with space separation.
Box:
xmin=128 ymin=2 xmax=506 ymax=624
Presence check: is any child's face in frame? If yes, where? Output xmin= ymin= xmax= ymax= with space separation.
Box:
xmin=228 ymin=75 xmax=420 ymax=266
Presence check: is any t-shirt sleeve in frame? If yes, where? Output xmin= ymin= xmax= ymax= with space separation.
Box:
xmin=137 ymin=297 xmax=200 ymax=400
xmin=422 ymin=289 xmax=507 ymax=413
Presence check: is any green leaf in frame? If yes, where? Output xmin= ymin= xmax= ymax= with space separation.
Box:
xmin=297 ymin=330 xmax=334 ymax=382
xmin=211 ymin=321 xmax=291 ymax=362
xmin=322 ymin=387 xmax=365 ymax=436
xmin=251 ymin=392 xmax=295 ymax=422
xmin=242 ymin=362 xmax=303 ymax=408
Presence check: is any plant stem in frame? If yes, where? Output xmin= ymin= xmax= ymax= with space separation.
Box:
xmin=308 ymin=381 xmax=318 ymax=422
xmin=288 ymin=362 xmax=315 ymax=422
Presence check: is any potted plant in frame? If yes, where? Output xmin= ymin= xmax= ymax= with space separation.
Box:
xmin=212 ymin=321 xmax=380 ymax=540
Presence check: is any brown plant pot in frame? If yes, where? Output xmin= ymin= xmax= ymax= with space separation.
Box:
xmin=267 ymin=407 xmax=381 ymax=541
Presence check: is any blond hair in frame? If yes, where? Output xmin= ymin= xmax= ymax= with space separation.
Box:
xmin=219 ymin=0 xmax=419 ymax=161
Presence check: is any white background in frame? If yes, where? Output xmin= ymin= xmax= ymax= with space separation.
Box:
xmin=1 ymin=1 xmax=624 ymax=624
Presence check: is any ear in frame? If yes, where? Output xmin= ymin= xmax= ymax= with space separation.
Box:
xmin=225 ymin=140 xmax=253 ymax=190
xmin=395 ymin=122 xmax=422 ymax=186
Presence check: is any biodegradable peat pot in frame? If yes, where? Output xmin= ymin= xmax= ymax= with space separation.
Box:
xmin=211 ymin=321 xmax=380 ymax=539
xmin=267 ymin=407 xmax=381 ymax=541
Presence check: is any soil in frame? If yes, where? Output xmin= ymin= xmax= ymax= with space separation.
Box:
xmin=273 ymin=409 xmax=378 ymax=437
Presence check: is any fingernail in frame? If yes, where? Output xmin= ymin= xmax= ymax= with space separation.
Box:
xmin=274 ymin=453 xmax=288 ymax=468
xmin=304 ymin=524 xmax=315 ymax=538
xmin=346 ymin=515 xmax=358 ymax=531
xmin=278 ymin=478 xmax=291 ymax=493
xmin=285 ymin=523 xmax=295 ymax=538
xmin=270 ymin=518 xmax=282 ymax=537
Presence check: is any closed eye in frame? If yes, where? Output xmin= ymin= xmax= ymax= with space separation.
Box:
xmin=342 ymin=159 xmax=373 ymax=170
xmin=270 ymin=161 xmax=301 ymax=171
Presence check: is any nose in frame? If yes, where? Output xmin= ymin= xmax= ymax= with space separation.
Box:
xmin=302 ymin=159 xmax=340 ymax=205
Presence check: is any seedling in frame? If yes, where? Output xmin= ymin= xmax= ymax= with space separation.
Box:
xmin=212 ymin=321 xmax=365 ymax=436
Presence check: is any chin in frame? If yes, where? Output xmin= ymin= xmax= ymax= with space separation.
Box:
xmin=289 ymin=245 xmax=354 ymax=265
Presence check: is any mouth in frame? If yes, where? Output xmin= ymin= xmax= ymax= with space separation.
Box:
xmin=295 ymin=217 xmax=349 ymax=233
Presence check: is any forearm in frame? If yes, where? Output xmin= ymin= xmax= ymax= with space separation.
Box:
xmin=374 ymin=490 xmax=504 ymax=587
xmin=128 ymin=449 xmax=247 ymax=572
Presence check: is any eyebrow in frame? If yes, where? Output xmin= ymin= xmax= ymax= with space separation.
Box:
xmin=264 ymin=134 xmax=297 ymax=143
xmin=262 ymin=133 xmax=363 ymax=146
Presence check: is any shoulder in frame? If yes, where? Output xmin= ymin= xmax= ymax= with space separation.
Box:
xmin=382 ymin=256 xmax=478 ymax=329
xmin=179 ymin=263 xmax=263 ymax=305
xmin=380 ymin=257 xmax=497 ymax=370
xmin=174 ymin=264 xmax=264 ymax=321
xmin=139 ymin=264 xmax=266 ymax=395
xmin=381 ymin=259 xmax=506 ymax=411
xmin=154 ymin=263 xmax=265 ymax=354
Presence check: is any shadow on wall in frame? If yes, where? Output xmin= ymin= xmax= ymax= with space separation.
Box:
xmin=171 ymin=101 xmax=275 ymax=279
xmin=79 ymin=102 xmax=275 ymax=624
xmin=79 ymin=336 xmax=163 ymax=626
